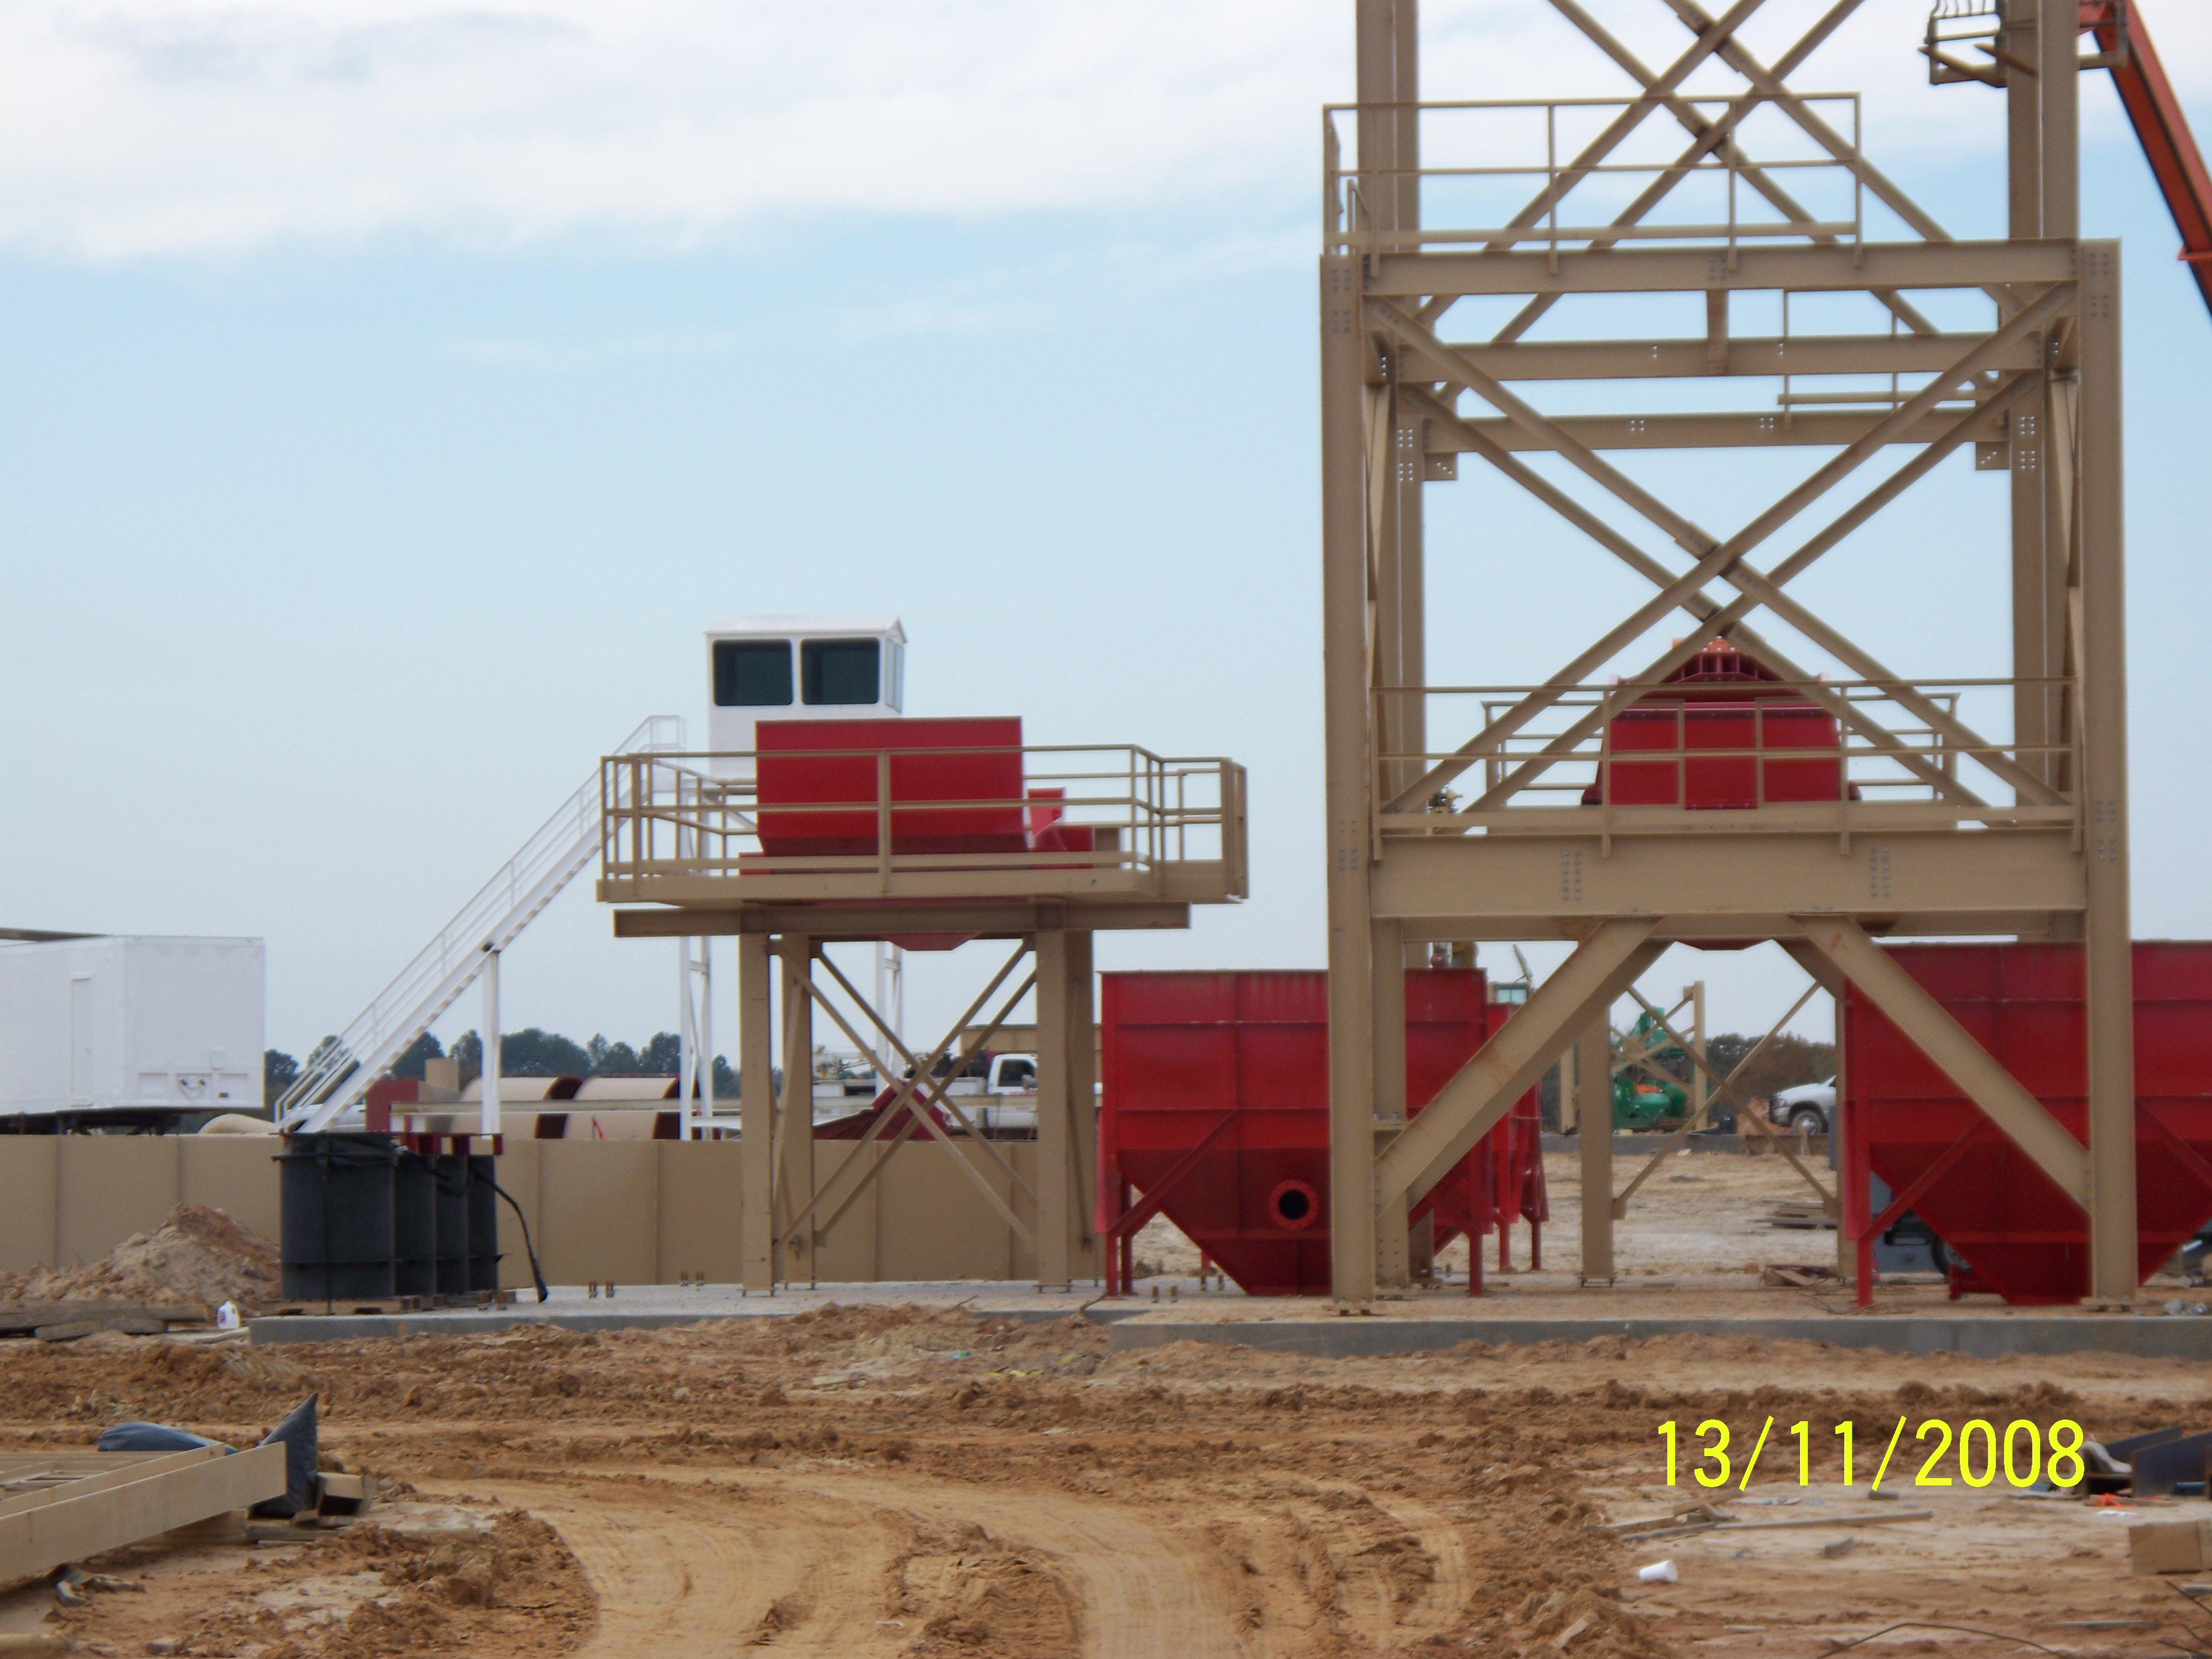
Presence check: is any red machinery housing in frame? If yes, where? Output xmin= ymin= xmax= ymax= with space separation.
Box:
xmin=1843 ymin=942 xmax=2212 ymax=1305
xmin=1098 ymin=969 xmax=1544 ymax=1296
xmin=755 ymin=716 xmax=1093 ymax=857
xmin=1582 ymin=641 xmax=1843 ymax=811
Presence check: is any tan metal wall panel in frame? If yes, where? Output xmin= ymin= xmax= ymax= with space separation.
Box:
xmin=809 ymin=1140 xmax=879 ymax=1283
xmin=57 ymin=1138 xmax=178 ymax=1269
xmin=0 ymin=1140 xmax=59 ymax=1272
xmin=656 ymin=1140 xmax=744 ymax=1285
xmin=177 ymin=1138 xmax=280 ymax=1243
xmin=493 ymin=1140 xmax=542 ymax=1293
xmin=1005 ymin=1142 xmax=1039 ymax=1282
xmin=877 ymin=1144 xmax=1017 ymax=1282
xmin=535 ymin=1141 xmax=658 ymax=1286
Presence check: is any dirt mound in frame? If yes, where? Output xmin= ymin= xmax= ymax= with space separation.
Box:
xmin=0 ymin=1203 xmax=280 ymax=1312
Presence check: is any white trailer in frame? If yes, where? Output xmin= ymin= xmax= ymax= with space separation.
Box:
xmin=0 ymin=937 xmax=264 ymax=1125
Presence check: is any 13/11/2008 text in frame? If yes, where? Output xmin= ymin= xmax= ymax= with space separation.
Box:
xmin=1657 ymin=1417 xmax=2084 ymax=1491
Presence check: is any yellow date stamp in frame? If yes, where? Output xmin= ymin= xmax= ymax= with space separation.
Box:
xmin=1657 ymin=1416 xmax=2084 ymax=1491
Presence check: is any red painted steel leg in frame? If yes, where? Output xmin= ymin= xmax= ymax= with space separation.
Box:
xmin=1530 ymin=1220 xmax=1542 ymax=1272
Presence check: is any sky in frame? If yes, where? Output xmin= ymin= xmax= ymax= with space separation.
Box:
xmin=2 ymin=0 xmax=2209 ymax=1073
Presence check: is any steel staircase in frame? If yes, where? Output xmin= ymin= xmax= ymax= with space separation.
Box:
xmin=275 ymin=715 xmax=685 ymax=1132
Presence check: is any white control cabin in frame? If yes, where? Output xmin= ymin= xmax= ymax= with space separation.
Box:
xmin=704 ymin=615 xmax=906 ymax=772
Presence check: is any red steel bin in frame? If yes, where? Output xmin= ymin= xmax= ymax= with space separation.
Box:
xmin=1098 ymin=968 xmax=1543 ymax=1296
xmin=1585 ymin=641 xmax=1842 ymax=810
xmin=1843 ymin=941 xmax=2212 ymax=1305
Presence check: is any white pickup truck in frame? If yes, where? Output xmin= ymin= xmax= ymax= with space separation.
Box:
xmin=1767 ymin=1078 xmax=1835 ymax=1136
xmin=945 ymin=1051 xmax=1040 ymax=1135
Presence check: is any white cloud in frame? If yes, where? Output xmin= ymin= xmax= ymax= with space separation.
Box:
xmin=0 ymin=0 xmax=2201 ymax=258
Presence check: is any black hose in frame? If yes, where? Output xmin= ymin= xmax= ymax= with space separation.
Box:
xmin=484 ymin=1175 xmax=550 ymax=1303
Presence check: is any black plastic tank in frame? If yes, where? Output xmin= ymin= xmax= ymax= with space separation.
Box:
xmin=432 ymin=1153 xmax=471 ymax=1295
xmin=466 ymin=1155 xmax=501 ymax=1293
xmin=392 ymin=1150 xmax=437 ymax=1298
xmin=277 ymin=1133 xmax=398 ymax=1302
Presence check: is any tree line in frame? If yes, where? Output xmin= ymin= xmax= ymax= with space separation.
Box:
xmin=262 ymin=1030 xmax=739 ymax=1108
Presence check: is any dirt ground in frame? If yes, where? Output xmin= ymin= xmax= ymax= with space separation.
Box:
xmin=3 ymin=1150 xmax=2205 ymax=1657
xmin=2 ymin=1309 xmax=2210 ymax=1658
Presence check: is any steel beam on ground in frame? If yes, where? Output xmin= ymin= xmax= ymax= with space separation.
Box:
xmin=1791 ymin=916 xmax=2089 ymax=1205
xmin=0 ymin=1447 xmax=288 ymax=1586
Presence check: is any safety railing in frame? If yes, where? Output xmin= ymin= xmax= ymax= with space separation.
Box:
xmin=599 ymin=745 xmax=1248 ymax=904
xmin=1323 ymin=95 xmax=1863 ymax=263
xmin=1373 ymin=676 xmax=2078 ymax=839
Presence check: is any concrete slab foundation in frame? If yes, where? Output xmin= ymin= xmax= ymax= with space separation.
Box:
xmin=1104 ymin=1313 xmax=2212 ymax=1361
xmin=248 ymin=1282 xmax=1144 ymax=1345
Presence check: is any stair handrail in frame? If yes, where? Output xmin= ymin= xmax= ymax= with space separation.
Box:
xmin=275 ymin=715 xmax=685 ymax=1132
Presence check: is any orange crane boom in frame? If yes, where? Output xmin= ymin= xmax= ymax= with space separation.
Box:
xmin=2081 ymin=1 xmax=2212 ymax=317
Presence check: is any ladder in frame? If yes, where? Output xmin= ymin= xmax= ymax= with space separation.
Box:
xmin=276 ymin=715 xmax=685 ymax=1133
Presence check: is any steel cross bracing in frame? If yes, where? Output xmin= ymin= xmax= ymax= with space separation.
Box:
xmin=1322 ymin=0 xmax=2135 ymax=1303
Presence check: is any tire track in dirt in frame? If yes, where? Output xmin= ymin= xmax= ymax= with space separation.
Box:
xmin=810 ymin=1473 xmax=1250 ymax=1659
xmin=465 ymin=1464 xmax=1250 ymax=1658
xmin=463 ymin=1474 xmax=910 ymax=1656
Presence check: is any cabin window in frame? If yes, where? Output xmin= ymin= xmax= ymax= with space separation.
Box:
xmin=712 ymin=640 xmax=793 ymax=707
xmin=801 ymin=638 xmax=880 ymax=706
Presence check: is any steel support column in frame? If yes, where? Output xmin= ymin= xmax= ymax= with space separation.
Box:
xmin=739 ymin=931 xmax=776 ymax=1291
xmin=1374 ymin=917 xmax=1411 ymax=1288
xmin=2079 ymin=239 xmax=2137 ymax=1301
xmin=1037 ymin=927 xmax=1074 ymax=1290
xmin=1323 ymin=246 xmax=1378 ymax=1306
xmin=1575 ymin=1020 xmax=1614 ymax=1285
xmin=777 ymin=934 xmax=816 ymax=1286
xmin=1065 ymin=929 xmax=1097 ymax=1285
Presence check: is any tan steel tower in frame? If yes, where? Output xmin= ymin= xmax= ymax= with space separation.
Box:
xmin=1322 ymin=0 xmax=2133 ymax=1303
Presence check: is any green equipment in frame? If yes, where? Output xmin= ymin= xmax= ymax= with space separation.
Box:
xmin=1611 ymin=1012 xmax=1690 ymax=1130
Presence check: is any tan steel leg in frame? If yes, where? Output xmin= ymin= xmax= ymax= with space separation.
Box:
xmin=2079 ymin=239 xmax=2137 ymax=1303
xmin=1322 ymin=251 xmax=1377 ymax=1308
xmin=1036 ymin=927 xmax=1072 ymax=1291
xmin=1577 ymin=1020 xmax=1614 ymax=1286
xmin=739 ymin=931 xmax=776 ymax=1292
xmin=1066 ymin=931 xmax=1097 ymax=1284
xmin=1832 ymin=972 xmax=1851 ymax=1286
xmin=1374 ymin=919 xmax=1411 ymax=1290
xmin=776 ymin=935 xmax=816 ymax=1287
